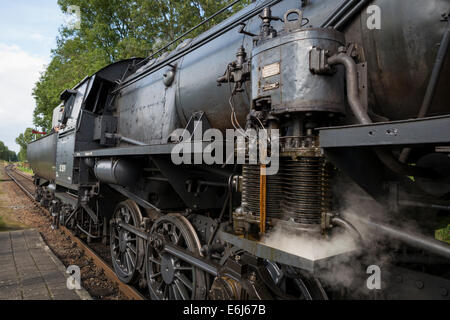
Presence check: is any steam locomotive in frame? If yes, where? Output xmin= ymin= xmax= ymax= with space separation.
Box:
xmin=28 ymin=0 xmax=450 ymax=300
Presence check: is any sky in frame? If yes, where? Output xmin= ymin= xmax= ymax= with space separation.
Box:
xmin=0 ymin=0 xmax=66 ymax=153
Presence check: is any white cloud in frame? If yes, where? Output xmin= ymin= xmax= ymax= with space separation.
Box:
xmin=0 ymin=43 xmax=46 ymax=152
xmin=30 ymin=33 xmax=46 ymax=41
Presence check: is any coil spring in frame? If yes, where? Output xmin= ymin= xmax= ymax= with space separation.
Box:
xmin=281 ymin=157 xmax=332 ymax=226
xmin=241 ymin=165 xmax=283 ymax=218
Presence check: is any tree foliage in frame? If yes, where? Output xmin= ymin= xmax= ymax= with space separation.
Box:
xmin=0 ymin=141 xmax=18 ymax=162
xmin=15 ymin=128 xmax=35 ymax=162
xmin=31 ymin=0 xmax=251 ymax=131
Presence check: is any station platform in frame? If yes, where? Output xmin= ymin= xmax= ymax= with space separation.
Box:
xmin=0 ymin=229 xmax=91 ymax=300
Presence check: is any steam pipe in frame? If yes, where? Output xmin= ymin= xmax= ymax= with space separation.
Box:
xmin=333 ymin=0 xmax=372 ymax=31
xmin=331 ymin=216 xmax=363 ymax=242
xmin=399 ymin=24 xmax=450 ymax=163
xmin=348 ymin=214 xmax=450 ymax=260
xmin=328 ymin=53 xmax=371 ymax=125
xmin=105 ymin=133 xmax=147 ymax=146
xmin=328 ymin=52 xmax=438 ymax=179
xmin=321 ymin=0 xmax=358 ymax=28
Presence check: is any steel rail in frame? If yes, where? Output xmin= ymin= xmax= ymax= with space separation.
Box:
xmin=12 ymin=166 xmax=34 ymax=181
xmin=3 ymin=165 xmax=145 ymax=301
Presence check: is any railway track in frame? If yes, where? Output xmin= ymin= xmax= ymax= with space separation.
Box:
xmin=4 ymin=165 xmax=146 ymax=300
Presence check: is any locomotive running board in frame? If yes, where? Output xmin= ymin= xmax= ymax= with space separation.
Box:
xmin=319 ymin=115 xmax=450 ymax=148
xmin=219 ymin=231 xmax=358 ymax=274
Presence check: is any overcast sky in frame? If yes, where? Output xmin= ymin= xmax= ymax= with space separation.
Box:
xmin=0 ymin=0 xmax=65 ymax=153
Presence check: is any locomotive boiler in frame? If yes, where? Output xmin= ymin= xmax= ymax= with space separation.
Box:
xmin=28 ymin=0 xmax=450 ymax=300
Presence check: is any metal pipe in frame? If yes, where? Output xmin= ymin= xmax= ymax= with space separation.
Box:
xmin=333 ymin=0 xmax=372 ymax=31
xmin=416 ymin=25 xmax=449 ymax=119
xmin=375 ymin=148 xmax=438 ymax=178
xmin=328 ymin=52 xmax=439 ymax=178
xmin=321 ymin=0 xmax=358 ymax=28
xmin=328 ymin=53 xmax=372 ymax=124
xmin=398 ymin=199 xmax=450 ymax=212
xmin=76 ymin=224 xmax=101 ymax=239
xmin=64 ymin=206 xmax=78 ymax=227
xmin=348 ymin=214 xmax=450 ymax=260
xmin=120 ymin=136 xmax=146 ymax=146
xmin=104 ymin=133 xmax=147 ymax=146
xmin=399 ymin=24 xmax=450 ymax=163
xmin=331 ymin=216 xmax=363 ymax=242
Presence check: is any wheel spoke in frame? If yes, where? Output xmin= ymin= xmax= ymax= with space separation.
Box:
xmin=157 ymin=280 xmax=164 ymax=292
xmin=125 ymin=253 xmax=132 ymax=274
xmin=126 ymin=250 xmax=135 ymax=269
xmin=127 ymin=243 xmax=137 ymax=254
xmin=164 ymin=283 xmax=169 ymax=299
xmin=175 ymin=272 xmax=193 ymax=291
xmin=146 ymin=216 xmax=205 ymax=300
xmin=174 ymin=279 xmax=189 ymax=300
xmin=175 ymin=229 xmax=182 ymax=245
xmin=172 ymin=284 xmax=183 ymax=300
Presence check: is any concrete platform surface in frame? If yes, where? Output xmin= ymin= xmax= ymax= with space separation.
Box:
xmin=0 ymin=229 xmax=91 ymax=300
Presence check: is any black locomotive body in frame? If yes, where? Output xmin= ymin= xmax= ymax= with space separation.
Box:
xmin=28 ymin=0 xmax=450 ymax=300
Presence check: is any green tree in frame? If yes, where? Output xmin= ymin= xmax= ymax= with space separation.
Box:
xmin=32 ymin=0 xmax=251 ymax=131
xmin=15 ymin=128 xmax=35 ymax=162
xmin=0 ymin=141 xmax=18 ymax=162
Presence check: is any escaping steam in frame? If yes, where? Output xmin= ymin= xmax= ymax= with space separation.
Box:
xmin=260 ymin=178 xmax=399 ymax=294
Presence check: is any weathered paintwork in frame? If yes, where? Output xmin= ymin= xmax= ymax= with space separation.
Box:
xmin=113 ymin=0 xmax=449 ymax=146
xmin=27 ymin=133 xmax=58 ymax=182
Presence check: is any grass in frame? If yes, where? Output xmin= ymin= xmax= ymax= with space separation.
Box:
xmin=0 ymin=162 xmax=29 ymax=232
xmin=17 ymin=165 xmax=33 ymax=175
xmin=15 ymin=161 xmax=33 ymax=175
xmin=435 ymin=226 xmax=450 ymax=244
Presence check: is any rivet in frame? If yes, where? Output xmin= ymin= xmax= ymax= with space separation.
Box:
xmin=416 ymin=280 xmax=424 ymax=289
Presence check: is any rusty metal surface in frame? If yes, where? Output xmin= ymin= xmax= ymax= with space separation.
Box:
xmin=345 ymin=0 xmax=450 ymax=121
xmin=252 ymin=28 xmax=346 ymax=115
